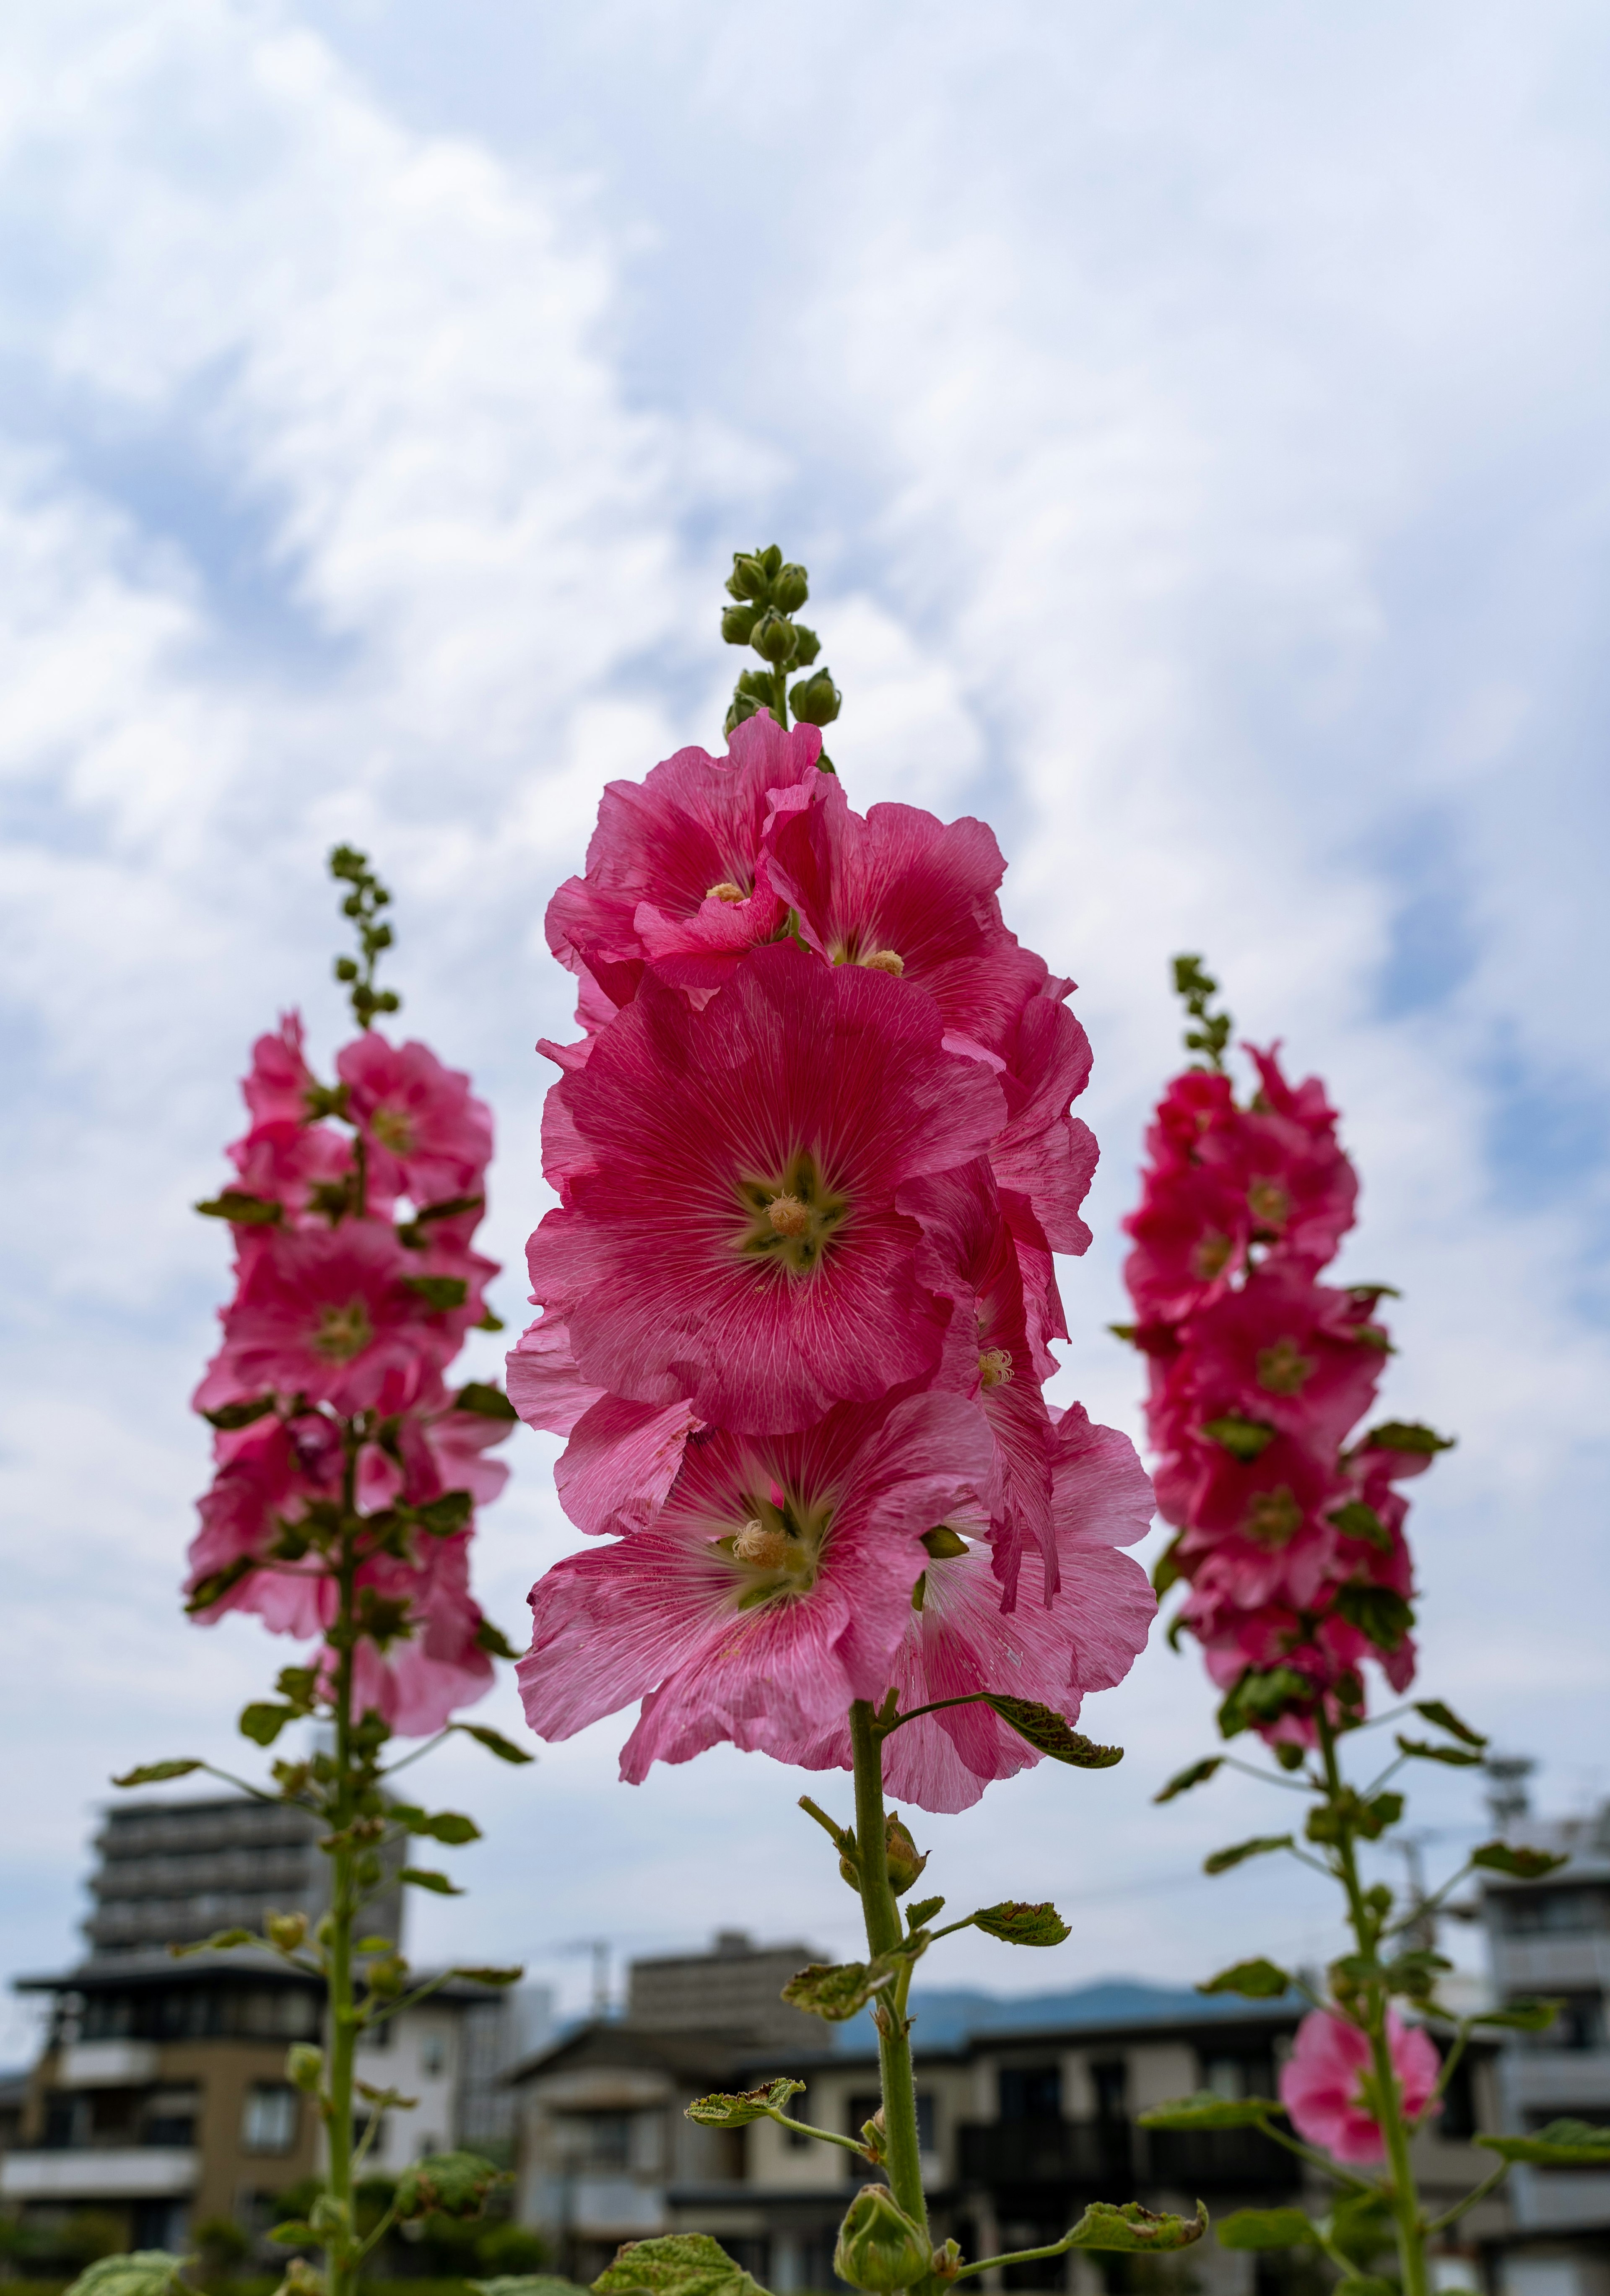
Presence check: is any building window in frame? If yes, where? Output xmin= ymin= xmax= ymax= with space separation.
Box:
xmin=242 ymin=2084 xmax=299 ymax=2155
xmin=1200 ymin=2052 xmax=1274 ymax=2103
xmin=999 ymin=2066 xmax=1062 ymax=2121
xmin=1536 ymin=1993 xmax=1606 ymax=2051
xmin=1501 ymin=1890 xmax=1607 ymax=1935
xmin=420 ymin=2033 xmax=447 ymax=2077
xmin=785 ymin=2086 xmax=812 ymax=2148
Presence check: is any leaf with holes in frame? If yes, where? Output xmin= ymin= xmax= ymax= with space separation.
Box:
xmin=781 ymin=1957 xmax=898 ymax=2021
xmin=982 ymin=1696 xmax=1122 ymax=1767
xmin=972 ymin=1901 xmax=1071 ymax=1948
xmin=1065 ymin=2201 xmax=1208 ymax=2252
xmin=686 ymin=2079 xmax=806 ymax=2128
xmin=395 ymin=2151 xmax=504 ymax=2221
xmin=592 ymin=2232 xmax=770 ymax=2296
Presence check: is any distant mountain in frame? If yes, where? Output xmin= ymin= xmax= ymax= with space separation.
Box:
xmin=898 ymin=1976 xmax=1297 ymax=2051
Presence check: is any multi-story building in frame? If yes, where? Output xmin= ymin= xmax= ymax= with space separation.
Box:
xmin=2 ymin=1793 xmax=547 ymax=2258
xmin=1480 ymin=1798 xmax=1610 ymax=2296
xmin=509 ymin=1940 xmax=1507 ymax=2291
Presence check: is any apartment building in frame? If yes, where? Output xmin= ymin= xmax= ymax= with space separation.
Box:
xmin=509 ymin=1942 xmax=1507 ymax=2292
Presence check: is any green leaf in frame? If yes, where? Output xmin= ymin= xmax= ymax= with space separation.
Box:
xmin=169 ymin=1928 xmax=257 ymax=1956
xmin=455 ymin=1722 xmax=536 ymax=1764
xmin=982 ymin=1694 xmax=1122 ymax=1767
xmin=905 ymin=1895 xmax=945 ymax=1929
xmin=62 ymin=2257 xmax=191 ymax=2296
xmin=1327 ymin=1501 xmax=1393 ymax=1551
xmin=1471 ymin=1841 xmax=1569 ymax=1881
xmin=415 ymin=1195 xmax=486 ymax=1224
xmin=1333 ymin=2280 xmax=1397 ymax=2296
xmin=401 ymin=1866 xmax=464 ymax=1895
xmin=1150 ymin=1535 xmax=1184 ymax=1596
xmin=454 ymin=1381 xmax=519 ymax=1421
xmin=202 ymin=1395 xmax=277 ymax=1431
xmin=592 ymin=2232 xmax=770 ymax=2296
xmin=781 ymin=1957 xmax=898 ymax=2021
xmin=195 ymin=1190 xmax=282 ymax=1225
xmin=1200 ymin=1413 xmax=1277 ymax=1460
xmin=1467 ymin=1999 xmax=1561 ymax=2033
xmin=1216 ymin=1665 xmax=1312 ymax=1739
xmin=1396 ymin=1735 xmax=1483 ymax=1767
xmin=1413 ymin=1698 xmax=1487 ymax=1748
xmin=395 ymin=2150 xmax=504 ymax=2221
xmin=1204 ymin=1834 xmax=1295 ymax=1876
xmin=417 ymin=1489 xmax=475 ymax=1536
xmin=112 ymin=1759 xmax=202 ymax=1787
xmin=1215 ymin=2210 xmax=1319 ymax=2252
xmin=1155 ymin=1755 xmax=1223 ymax=1804
xmin=1363 ymin=1420 xmax=1454 ymax=1453
xmin=1325 ymin=2189 xmax=1395 ymax=2265
xmin=267 ymin=2223 xmax=317 ymax=2245
xmin=452 ymin=1965 xmax=525 ymax=1987
xmin=1064 ymin=2200 xmax=1208 ymax=2253
xmin=470 ymin=2280 xmax=591 ymax=2296
xmin=391 ymin=1806 xmax=481 ymax=1845
xmin=972 ymin=1901 xmax=1071 ymax=1947
xmin=240 ymin=1702 xmax=295 ymax=1747
xmin=1332 ymin=1585 xmax=1415 ymax=1651
xmin=476 ymin=1309 xmax=506 ymax=1332
xmin=1381 ymin=1948 xmax=1453 ymax=2002
xmin=1139 ymin=2092 xmax=1283 ymax=2131
xmin=475 ymin=1619 xmax=520 ymax=1660
xmin=404 ymin=1274 xmax=470 ymax=1311
xmin=1307 ymin=1790 xmax=1403 ymax=1846
xmin=1198 ymin=1958 xmax=1292 ymax=2000
xmin=1476 ymin=2119 xmax=1610 ymax=2166
xmin=686 ymin=2078 xmax=806 ymax=2128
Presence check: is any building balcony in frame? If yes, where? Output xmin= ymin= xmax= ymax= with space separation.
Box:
xmin=957 ymin=2120 xmax=1132 ymax=2189
xmin=1505 ymin=2051 xmax=1610 ymax=2111
xmin=1142 ymin=2125 xmax=1303 ymax=2191
xmin=57 ymin=2041 xmax=161 ymax=2086
xmin=0 ymin=2148 xmax=198 ymax=2202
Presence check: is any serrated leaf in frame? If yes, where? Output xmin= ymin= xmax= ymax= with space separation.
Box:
xmin=905 ymin=1895 xmax=945 ymax=1929
xmin=401 ymin=1866 xmax=464 ymax=1895
xmin=1215 ymin=2210 xmax=1319 ymax=2252
xmin=1155 ymin=1755 xmax=1223 ymax=1804
xmin=1204 ymin=1834 xmax=1294 ymax=1876
xmin=1396 ymin=1735 xmax=1483 ymax=1767
xmin=1467 ymin=1999 xmax=1561 ymax=2033
xmin=454 ymin=1721 xmax=536 ymax=1764
xmin=1065 ymin=2200 xmax=1208 ymax=2252
xmin=686 ymin=2078 xmax=806 ymax=2128
xmin=454 ymin=1381 xmax=519 ymax=1421
xmin=1471 ymin=1842 xmax=1569 ymax=1880
xmin=781 ymin=1956 xmax=898 ymax=2021
xmin=453 ymin=1965 xmax=525 ymax=1987
xmin=1139 ymin=2091 xmax=1283 ymax=2130
xmin=972 ymin=1901 xmax=1071 ymax=1947
xmin=240 ymin=1702 xmax=295 ymax=1746
xmin=982 ymin=1695 xmax=1122 ymax=1767
xmin=1200 ymin=1413 xmax=1277 ymax=1460
xmin=112 ymin=1759 xmax=203 ymax=1787
xmin=395 ymin=2149 xmax=504 ymax=2221
xmin=1363 ymin=1420 xmax=1454 ymax=1454
xmin=1476 ymin=2120 xmax=1610 ymax=2166
xmin=1413 ymin=1699 xmax=1487 ymax=1748
xmin=1198 ymin=1958 xmax=1291 ymax=2000
xmin=592 ymin=2232 xmax=769 ymax=2296
xmin=195 ymin=1190 xmax=282 ymax=1225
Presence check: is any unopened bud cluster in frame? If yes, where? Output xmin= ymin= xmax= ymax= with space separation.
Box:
xmin=721 ymin=545 xmax=841 ymax=742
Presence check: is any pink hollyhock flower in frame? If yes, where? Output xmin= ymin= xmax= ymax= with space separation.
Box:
xmin=187 ymin=1411 xmax=344 ymax=1633
xmin=1165 ymin=1269 xmax=1388 ymax=1454
xmin=985 ymin=981 xmax=1099 ymax=1257
xmin=1281 ymin=2009 xmax=1441 ymax=2163
xmin=332 ymin=1540 xmax=496 ymax=1735
xmin=763 ymin=780 xmax=1047 ymax=1059
xmin=336 ymin=1032 xmax=493 ymax=1211
xmin=526 ymin=941 xmax=1005 ymax=1433
xmin=241 ymin=1012 xmax=320 ymax=1127
xmin=228 ymin=1119 xmax=356 ymax=1222
xmin=504 ymin=1313 xmax=701 ymax=1538
xmin=195 ymin=1220 xmax=487 ymax=1419
xmin=545 ymin=713 xmax=826 ymax=1010
xmin=807 ymin=1406 xmax=1156 ymax=1813
xmin=517 ymin=1390 xmax=995 ymax=1778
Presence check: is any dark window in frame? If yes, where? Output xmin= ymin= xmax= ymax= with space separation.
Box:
xmin=1090 ymin=2061 xmax=1127 ymax=2122
xmin=1199 ymin=2052 xmax=1275 ymax=2102
xmin=785 ymin=2085 xmax=811 ymax=2149
xmin=1439 ymin=2057 xmax=1475 ymax=2140
xmin=999 ymin=2065 xmax=1062 ymax=2121
xmin=41 ymin=2093 xmax=88 ymax=2149
xmin=1539 ymin=1994 xmax=1606 ymax=2051
xmin=1501 ymin=1890 xmax=1607 ymax=1936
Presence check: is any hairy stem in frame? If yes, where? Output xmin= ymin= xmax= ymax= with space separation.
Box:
xmin=849 ymin=1701 xmax=929 ymax=2239
xmin=324 ymin=1440 xmax=361 ymax=2296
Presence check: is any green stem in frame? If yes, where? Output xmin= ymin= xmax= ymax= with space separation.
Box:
xmin=774 ymin=662 xmax=789 ymax=729
xmin=325 ymin=1441 xmax=361 ymax=2296
xmin=849 ymin=1701 xmax=929 ymax=2238
xmin=1317 ymin=1716 xmax=1427 ymax=2296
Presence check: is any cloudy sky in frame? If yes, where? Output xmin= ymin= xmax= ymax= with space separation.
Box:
xmin=2 ymin=0 xmax=1606 ymax=2051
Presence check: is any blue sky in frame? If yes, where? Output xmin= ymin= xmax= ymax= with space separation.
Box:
xmin=1 ymin=0 xmax=1606 ymax=2052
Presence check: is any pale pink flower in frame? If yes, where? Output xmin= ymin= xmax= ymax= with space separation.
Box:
xmin=336 ymin=1032 xmax=493 ymax=1211
xmin=526 ymin=942 xmax=1005 ymax=1433
xmin=545 ymin=713 xmax=825 ymax=1009
xmin=1281 ymin=2010 xmax=1441 ymax=2164
xmin=517 ymin=1391 xmax=995 ymax=1780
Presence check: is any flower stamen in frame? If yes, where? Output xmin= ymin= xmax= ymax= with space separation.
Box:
xmin=978 ymin=1347 xmax=1014 ymax=1389
xmin=705 ymin=880 xmax=747 ymax=903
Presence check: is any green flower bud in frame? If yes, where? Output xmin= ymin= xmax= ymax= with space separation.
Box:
xmin=884 ymin=1811 xmax=928 ymax=1896
xmin=286 ymin=2043 xmax=323 ymax=2093
xmin=789 ymin=622 xmax=821 ymax=666
xmin=834 ymin=2185 xmax=932 ymax=2293
xmin=759 ymin=544 xmax=783 ymax=576
xmin=726 ymin=552 xmax=769 ymax=602
xmin=773 ymin=562 xmax=809 ymax=613
xmin=750 ymin=610 xmax=798 ymax=665
xmin=721 ymin=603 xmax=759 ymax=646
xmin=725 ymin=693 xmax=764 ymax=737
xmin=789 ymin=667 xmax=841 ymax=726
xmin=735 ymin=667 xmax=777 ymax=702
xmin=267 ymin=1909 xmax=309 ymax=1951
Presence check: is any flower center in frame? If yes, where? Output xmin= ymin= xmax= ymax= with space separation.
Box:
xmin=1243 ymin=1486 xmax=1304 ymax=1547
xmin=718 ymin=1486 xmax=835 ymax=1609
xmin=1257 ymin=1337 xmax=1315 ymax=1395
xmin=706 ymin=880 xmax=747 ymax=903
xmin=828 ymin=928 xmax=904 ymax=975
xmin=1192 ymin=1230 xmax=1233 ymax=1280
xmin=312 ymin=1300 xmax=375 ymax=1363
xmin=1248 ymin=1178 xmax=1290 ymax=1227
xmin=978 ymin=1347 xmax=1014 ymax=1389
xmin=859 ymin=948 xmax=904 ymax=975
xmin=735 ymin=1148 xmax=848 ymax=1276
xmin=370 ymin=1105 xmax=416 ymax=1154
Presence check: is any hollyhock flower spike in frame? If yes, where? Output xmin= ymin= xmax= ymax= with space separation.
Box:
xmin=132 ymin=844 xmax=526 ymax=2296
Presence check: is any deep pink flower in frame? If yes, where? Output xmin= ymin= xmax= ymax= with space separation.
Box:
xmin=1160 ymin=1270 xmax=1387 ymax=1456
xmin=813 ymin=1406 xmax=1156 ymax=1813
xmin=505 ymin=1312 xmax=702 ymax=1539
xmin=332 ymin=1539 xmax=496 ymax=1736
xmin=517 ymin=1391 xmax=995 ymax=1779
xmin=1281 ymin=2010 xmax=1441 ymax=2163
xmin=241 ymin=1012 xmax=319 ymax=1127
xmin=526 ymin=942 xmax=1005 ymax=1433
xmin=228 ymin=1119 xmax=355 ymax=1221
xmin=985 ymin=981 xmax=1098 ymax=1257
xmin=195 ymin=1220 xmax=488 ymax=1418
xmin=336 ymin=1032 xmax=493 ymax=1211
xmin=545 ymin=713 xmax=826 ymax=1009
